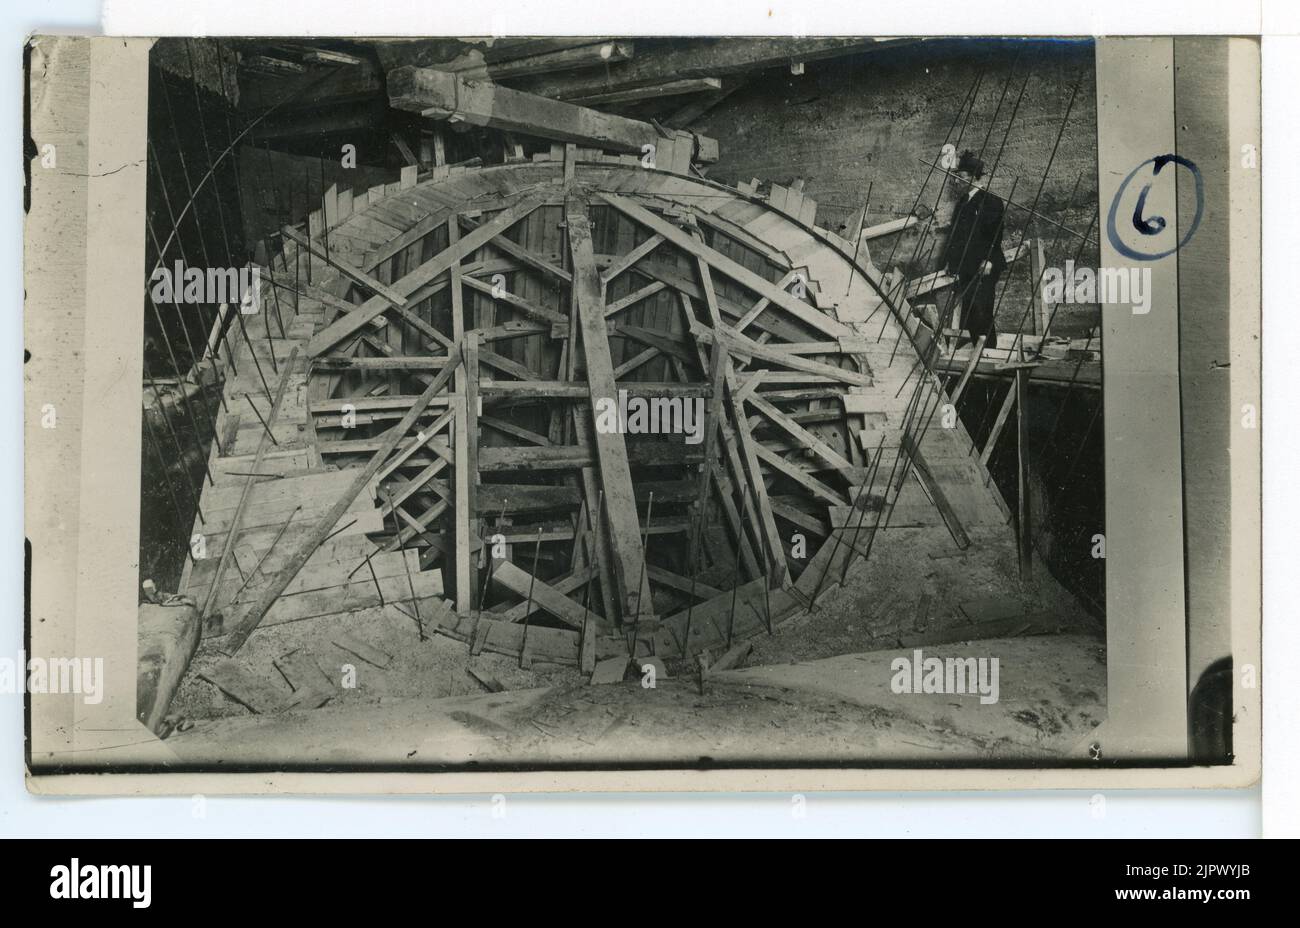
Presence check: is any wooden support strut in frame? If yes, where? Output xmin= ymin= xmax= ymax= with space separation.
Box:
xmin=222 ymin=343 xmax=463 ymax=654
xmin=200 ymin=347 xmax=301 ymax=621
xmin=565 ymin=197 xmax=656 ymax=629
xmin=598 ymin=192 xmax=849 ymax=340
xmin=980 ymin=380 xmax=1018 ymax=468
xmin=449 ymin=216 xmax=474 ymax=613
xmin=685 ymin=235 xmax=785 ymax=586
xmin=900 ymin=433 xmax=971 ymax=550
xmin=306 ymin=193 xmax=547 ymax=356
xmin=1015 ymin=367 xmax=1032 ymax=579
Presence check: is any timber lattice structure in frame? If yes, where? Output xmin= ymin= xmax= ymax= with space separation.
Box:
xmin=179 ymin=151 xmax=1016 ymax=674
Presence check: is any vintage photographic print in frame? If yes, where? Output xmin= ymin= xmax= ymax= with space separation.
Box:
xmin=22 ymin=34 xmax=1260 ymax=791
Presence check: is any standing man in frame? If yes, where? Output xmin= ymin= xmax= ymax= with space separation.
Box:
xmin=941 ymin=150 xmax=1007 ymax=346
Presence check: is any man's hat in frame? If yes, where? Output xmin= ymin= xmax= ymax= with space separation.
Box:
xmin=955 ymin=149 xmax=986 ymax=179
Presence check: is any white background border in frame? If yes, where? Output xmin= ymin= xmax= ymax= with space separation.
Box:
xmin=5 ymin=0 xmax=1291 ymax=838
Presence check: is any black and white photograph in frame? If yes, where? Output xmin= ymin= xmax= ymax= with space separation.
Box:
xmin=21 ymin=26 xmax=1263 ymax=799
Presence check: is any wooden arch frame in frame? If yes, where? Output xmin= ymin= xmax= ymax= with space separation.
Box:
xmin=205 ymin=154 xmax=1011 ymax=672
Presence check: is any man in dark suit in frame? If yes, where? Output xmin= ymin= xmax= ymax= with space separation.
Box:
xmin=940 ymin=150 xmax=1007 ymax=346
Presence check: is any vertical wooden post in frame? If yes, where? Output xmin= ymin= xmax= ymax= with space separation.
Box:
xmin=1028 ymin=237 xmax=1044 ymax=337
xmin=452 ymin=393 xmax=472 ymax=614
xmin=449 ymin=217 xmax=472 ymax=614
xmin=566 ymin=197 xmax=655 ymax=628
xmin=432 ymin=128 xmax=447 ymax=167
xmin=464 ymin=332 xmax=480 ymax=608
xmin=1015 ymin=367 xmax=1032 ymax=580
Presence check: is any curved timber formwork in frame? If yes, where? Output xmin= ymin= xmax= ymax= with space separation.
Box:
xmin=184 ymin=154 xmax=1013 ymax=675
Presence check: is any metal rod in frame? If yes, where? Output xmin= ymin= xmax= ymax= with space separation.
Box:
xmin=388 ymin=486 xmax=425 ymax=640
xmin=141 ymin=401 xmax=194 ymax=558
xmin=243 ymin=392 xmax=279 ymax=445
xmin=877 ymin=68 xmax=986 ymax=279
xmin=914 ymin=158 xmax=1098 ymax=248
xmin=725 ymin=562 xmax=739 ymax=651
xmin=145 ymin=285 xmax=222 ymax=487
xmin=966 ymin=197 xmax=1095 ymax=458
xmin=223 ymin=504 xmax=300 ymax=605
xmin=477 ymin=497 xmax=510 ymax=613
xmin=143 ymin=219 xmax=223 ymax=480
xmin=738 ymin=481 xmax=772 ymax=635
xmin=845 ymin=180 xmax=873 ymax=297
xmin=154 ymin=66 xmax=212 ymax=267
xmin=184 ymin=40 xmax=236 ymax=273
xmin=876 ymin=58 xmax=1021 ymax=347
xmin=366 ymin=554 xmax=387 ymax=607
xmin=234 ymin=304 xmax=276 ymax=406
xmin=321 ymin=517 xmax=358 ymax=545
xmin=145 ymin=208 xmax=228 ymax=429
xmin=627 ymin=490 xmax=654 ymax=656
xmin=142 ymin=357 xmax=205 ymax=525
xmin=147 ymin=136 xmax=239 ymax=387
xmin=520 ymin=526 xmax=544 ymax=665
xmin=147 ymin=64 xmax=348 ymax=275
xmin=886 ymin=64 xmax=1029 ymax=364
xmin=840 ymin=433 xmax=889 ymax=584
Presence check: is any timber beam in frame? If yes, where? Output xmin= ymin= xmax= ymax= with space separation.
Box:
xmin=388 ymin=67 xmax=718 ymax=163
xmin=565 ymin=197 xmax=657 ymax=631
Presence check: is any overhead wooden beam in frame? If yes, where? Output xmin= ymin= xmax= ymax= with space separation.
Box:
xmin=388 ymin=67 xmax=717 ymax=162
xmin=373 ymin=38 xmax=609 ymax=73
xmin=455 ymin=41 xmax=634 ymax=81
xmin=508 ymin=37 xmax=908 ymax=100
xmin=663 ymin=76 xmax=749 ymax=128
xmin=565 ymin=197 xmax=655 ymax=628
xmin=240 ymin=55 xmax=307 ymax=76
xmin=307 ymin=192 xmax=546 ymax=356
xmin=284 ymin=45 xmax=365 ymax=67
xmin=569 ymin=77 xmax=722 ymax=108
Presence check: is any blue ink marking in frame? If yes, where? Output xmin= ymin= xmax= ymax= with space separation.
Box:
xmin=1106 ymin=154 xmax=1203 ymax=261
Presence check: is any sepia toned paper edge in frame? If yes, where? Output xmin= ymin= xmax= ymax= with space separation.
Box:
xmin=21 ymin=34 xmax=1261 ymax=796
